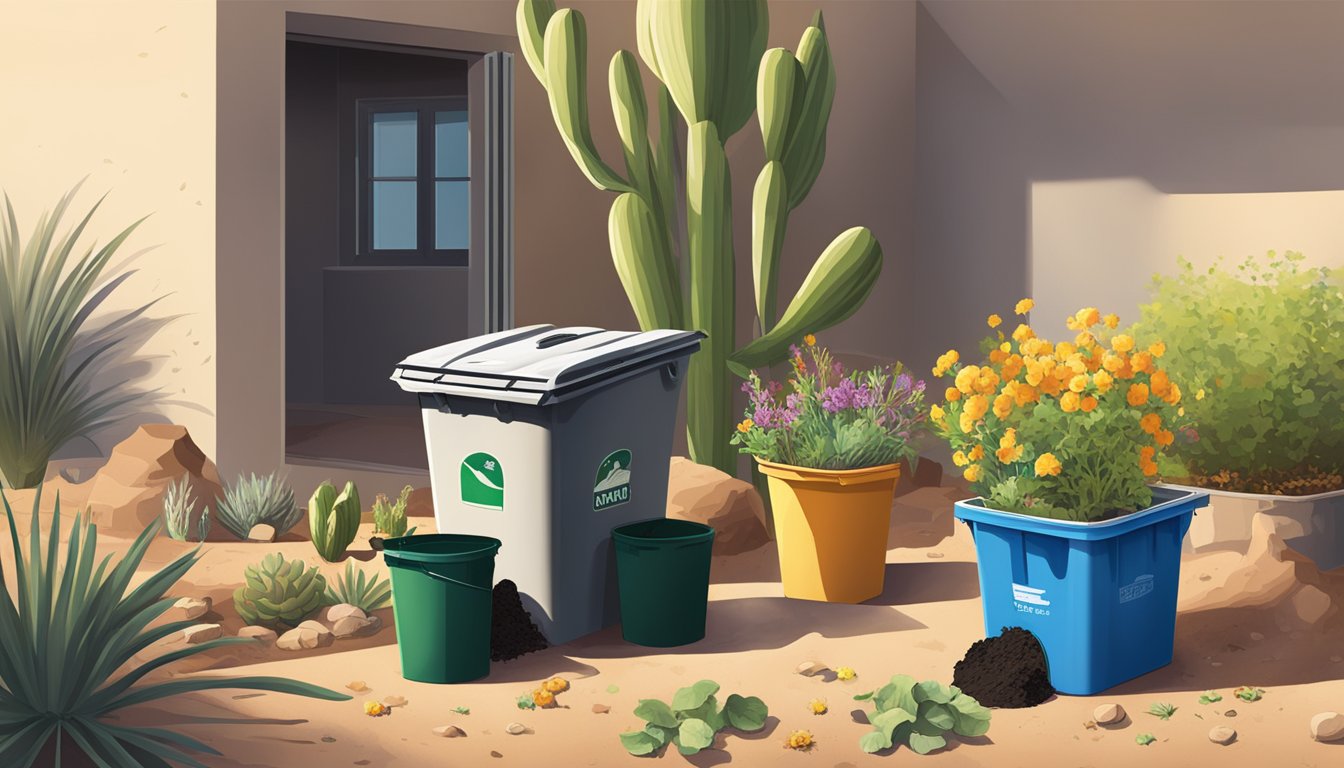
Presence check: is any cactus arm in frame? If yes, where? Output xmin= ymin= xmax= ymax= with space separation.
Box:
xmin=756 ymin=48 xmax=803 ymax=163
xmin=652 ymin=83 xmax=682 ymax=263
xmin=307 ymin=482 xmax=336 ymax=561
xmin=517 ymin=0 xmax=557 ymax=83
xmin=609 ymin=194 xmax=683 ymax=331
xmin=716 ymin=0 xmax=770 ymax=139
xmin=541 ymin=9 xmax=633 ymax=193
xmin=634 ymin=0 xmax=663 ymax=83
xmin=731 ymin=226 xmax=883 ymax=371
xmin=751 ymin=162 xmax=788 ymax=333
xmin=685 ymin=120 xmax=735 ymax=473
xmin=781 ymin=20 xmax=836 ymax=209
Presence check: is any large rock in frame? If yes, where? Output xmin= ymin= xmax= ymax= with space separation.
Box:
xmin=182 ymin=624 xmax=222 ymax=644
xmin=332 ymin=615 xmax=382 ymax=639
xmin=327 ymin=604 xmax=367 ymax=623
xmin=665 ymin=457 xmax=769 ymax=555
xmin=1311 ymin=712 xmax=1344 ymax=742
xmin=81 ymin=424 xmax=224 ymax=536
xmin=172 ymin=596 xmax=212 ymax=621
xmin=247 ymin=523 xmax=276 ymax=542
xmin=277 ymin=626 xmax=333 ymax=651
xmin=238 ymin=625 xmax=278 ymax=644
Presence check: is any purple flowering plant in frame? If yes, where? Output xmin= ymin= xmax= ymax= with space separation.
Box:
xmin=730 ymin=336 xmax=928 ymax=471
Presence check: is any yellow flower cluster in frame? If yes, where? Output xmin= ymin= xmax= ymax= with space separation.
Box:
xmin=785 ymin=730 xmax=815 ymax=750
xmin=532 ymin=676 xmax=569 ymax=707
xmin=930 ymin=300 xmax=1184 ymax=493
xmin=808 ymin=698 xmax=828 ymax=715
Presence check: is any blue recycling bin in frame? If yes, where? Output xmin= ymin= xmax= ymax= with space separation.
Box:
xmin=955 ymin=486 xmax=1209 ymax=695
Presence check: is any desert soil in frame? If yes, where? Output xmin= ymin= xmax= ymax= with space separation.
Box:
xmin=6 ymin=484 xmax=1344 ymax=768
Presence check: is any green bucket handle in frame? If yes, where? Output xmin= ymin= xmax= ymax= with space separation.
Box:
xmin=386 ymin=555 xmax=492 ymax=593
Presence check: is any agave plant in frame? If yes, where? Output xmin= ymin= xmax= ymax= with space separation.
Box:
xmin=161 ymin=475 xmax=197 ymax=541
xmin=215 ymin=472 xmax=301 ymax=540
xmin=0 ymin=184 xmax=157 ymax=489
xmin=324 ymin=560 xmax=393 ymax=613
xmin=0 ymin=488 xmax=349 ymax=767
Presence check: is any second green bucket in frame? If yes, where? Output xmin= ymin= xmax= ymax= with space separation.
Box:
xmin=613 ymin=518 xmax=715 ymax=647
xmin=383 ymin=533 xmax=500 ymax=683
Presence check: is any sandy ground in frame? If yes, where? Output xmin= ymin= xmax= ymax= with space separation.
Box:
xmin=6 ymin=484 xmax=1344 ymax=768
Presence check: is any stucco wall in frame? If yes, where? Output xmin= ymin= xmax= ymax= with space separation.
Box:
xmin=0 ymin=0 xmax=217 ymax=459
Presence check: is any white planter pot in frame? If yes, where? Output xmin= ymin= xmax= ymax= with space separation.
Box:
xmin=1160 ymin=483 xmax=1344 ymax=569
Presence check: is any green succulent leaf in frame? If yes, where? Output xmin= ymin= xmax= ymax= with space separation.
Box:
xmin=677 ymin=718 xmax=715 ymax=751
xmin=908 ymin=732 xmax=947 ymax=755
xmin=671 ymin=680 xmax=721 ymax=711
xmin=634 ymin=698 xmax=679 ymax=729
xmin=723 ymin=694 xmax=768 ymax=732
xmin=620 ymin=729 xmax=662 ymax=756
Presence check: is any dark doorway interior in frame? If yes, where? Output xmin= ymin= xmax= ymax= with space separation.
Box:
xmin=285 ymin=41 xmax=474 ymax=470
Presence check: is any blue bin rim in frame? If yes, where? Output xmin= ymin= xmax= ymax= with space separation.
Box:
xmin=382 ymin=533 xmax=502 ymax=564
xmin=954 ymin=485 xmax=1210 ymax=541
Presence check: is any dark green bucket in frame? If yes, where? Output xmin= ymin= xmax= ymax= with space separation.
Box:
xmin=612 ymin=518 xmax=714 ymax=647
xmin=383 ymin=533 xmax=500 ymax=683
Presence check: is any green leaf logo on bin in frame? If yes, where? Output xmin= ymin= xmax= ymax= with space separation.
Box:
xmin=460 ymin=452 xmax=504 ymax=510
xmin=593 ymin=449 xmax=632 ymax=511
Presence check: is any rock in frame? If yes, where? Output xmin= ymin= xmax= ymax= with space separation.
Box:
xmin=347 ymin=681 xmax=369 ymax=692
xmin=432 ymin=725 xmax=466 ymax=738
xmin=592 ymin=704 xmax=611 ymax=714
xmin=182 ymin=623 xmax=222 ymax=644
xmin=382 ymin=695 xmax=408 ymax=708
xmin=327 ymin=604 xmax=367 ymax=623
xmin=81 ymin=424 xmax=225 ymax=536
xmin=1092 ymin=703 xmax=1125 ymax=725
xmin=247 ymin=523 xmax=276 ymax=542
xmin=333 ymin=615 xmax=382 ymax=639
xmin=172 ymin=596 xmax=212 ymax=620
xmin=1249 ymin=631 xmax=1265 ymax=641
xmin=276 ymin=627 xmax=332 ymax=650
xmin=1289 ymin=585 xmax=1332 ymax=626
xmin=795 ymin=660 xmax=829 ymax=677
xmin=297 ymin=619 xmax=332 ymax=636
xmin=1179 ymin=513 xmax=1318 ymax=614
xmin=1310 ymin=712 xmax=1344 ymax=742
xmin=665 ymin=457 xmax=769 ymax=554
xmin=505 ymin=722 xmax=527 ymax=735
xmin=1224 ymin=709 xmax=1237 ymax=717
xmin=237 ymin=625 xmax=278 ymax=644
xmin=1208 ymin=726 xmax=1237 ymax=745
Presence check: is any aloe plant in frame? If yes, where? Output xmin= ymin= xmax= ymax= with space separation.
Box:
xmin=0 ymin=184 xmax=155 ymax=489
xmin=234 ymin=552 xmax=328 ymax=628
xmin=215 ymin=472 xmax=300 ymax=540
xmin=309 ymin=480 xmax=361 ymax=562
xmin=323 ymin=560 xmax=392 ymax=613
xmin=0 ymin=488 xmax=349 ymax=767
xmin=517 ymin=0 xmax=883 ymax=473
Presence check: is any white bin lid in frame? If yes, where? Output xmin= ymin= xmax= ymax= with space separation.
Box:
xmin=391 ymin=325 xmax=704 ymax=405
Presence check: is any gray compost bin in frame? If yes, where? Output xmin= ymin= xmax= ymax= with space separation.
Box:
xmin=391 ymin=325 xmax=704 ymax=644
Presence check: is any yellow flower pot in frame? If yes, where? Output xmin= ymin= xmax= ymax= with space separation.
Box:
xmin=755 ymin=457 xmax=901 ymax=603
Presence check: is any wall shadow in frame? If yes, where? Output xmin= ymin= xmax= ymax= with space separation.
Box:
xmin=867 ymin=561 xmax=982 ymax=606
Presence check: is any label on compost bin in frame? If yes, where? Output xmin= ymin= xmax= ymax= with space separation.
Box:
xmin=1118 ymin=574 xmax=1155 ymax=604
xmin=593 ymin=449 xmax=632 ymax=511
xmin=460 ymin=452 xmax=504 ymax=510
xmin=1011 ymin=583 xmax=1051 ymax=616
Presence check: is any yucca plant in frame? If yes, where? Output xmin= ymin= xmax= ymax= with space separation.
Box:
xmin=215 ymin=472 xmax=301 ymax=540
xmin=0 ymin=488 xmax=350 ymax=767
xmin=161 ymin=475 xmax=197 ymax=541
xmin=323 ymin=560 xmax=392 ymax=613
xmin=0 ymin=184 xmax=157 ymax=489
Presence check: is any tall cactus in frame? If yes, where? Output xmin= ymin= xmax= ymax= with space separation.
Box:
xmin=518 ymin=0 xmax=883 ymax=474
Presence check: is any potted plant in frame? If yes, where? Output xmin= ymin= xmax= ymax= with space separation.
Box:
xmin=930 ymin=301 xmax=1209 ymax=695
xmin=1133 ymin=252 xmax=1344 ymax=566
xmin=731 ymin=336 xmax=927 ymax=603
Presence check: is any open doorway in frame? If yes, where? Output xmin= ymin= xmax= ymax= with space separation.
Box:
xmin=284 ymin=33 xmax=513 ymax=471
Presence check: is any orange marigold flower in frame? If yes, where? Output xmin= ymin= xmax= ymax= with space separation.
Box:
xmin=1074 ymin=307 xmax=1101 ymax=328
xmin=1164 ymin=382 xmax=1182 ymax=405
xmin=1000 ymin=428 xmax=1018 ymax=448
xmin=1111 ymin=334 xmax=1135 ymax=353
xmin=1148 ymin=341 xmax=1166 ymax=357
xmin=955 ymin=365 xmax=981 ymax=394
xmin=964 ymin=394 xmax=989 ymax=420
xmin=1130 ymin=351 xmax=1153 ymax=373
xmin=1149 ymin=369 xmax=1171 ymax=396
xmin=963 ymin=464 xmax=982 ymax=482
xmin=1140 ymin=445 xmax=1156 ymax=462
xmin=1034 ymin=453 xmax=1062 ymax=477
xmin=968 ymin=445 xmax=985 ymax=461
xmin=993 ymin=394 xmax=1013 ymax=419
xmin=959 ymin=412 xmax=975 ymax=434
xmin=1102 ymin=353 xmax=1125 ymax=373
xmin=1140 ymin=413 xmax=1162 ymax=434
xmin=1081 ymin=395 xmax=1098 ymax=412
xmin=1068 ymin=374 xmax=1089 ymax=393
xmin=996 ymin=444 xmax=1024 ymax=463
xmin=1127 ymin=383 xmax=1150 ymax=406
xmin=1060 ymin=391 xmax=1081 ymax=413
xmin=1154 ymin=428 xmax=1174 ymax=447
xmin=1093 ymin=370 xmax=1114 ymax=393
xmin=1012 ymin=324 xmax=1035 ymax=343
xmin=1014 ymin=383 xmax=1038 ymax=406
xmin=1141 ymin=460 xmax=1159 ymax=477
xmin=945 ymin=386 xmax=962 ymax=402
xmin=1103 ymin=313 xmax=1120 ymax=329
xmin=1015 ymin=298 xmax=1035 ymax=315
xmin=987 ymin=314 xmax=1002 ymax=329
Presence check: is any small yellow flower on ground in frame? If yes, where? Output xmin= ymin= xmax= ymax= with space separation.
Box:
xmin=930 ymin=404 xmax=945 ymax=421
xmin=532 ymin=688 xmax=556 ymax=707
xmin=1103 ymin=313 xmax=1120 ymax=329
xmin=736 ymin=418 xmax=753 ymax=433
xmin=1035 ymin=453 xmax=1062 ymax=477
xmin=1015 ymin=298 xmax=1035 ymax=315
xmin=804 ymin=333 xmax=816 ymax=347
xmin=365 ymin=701 xmax=387 ymax=717
xmin=987 ymin=313 xmax=1002 ymax=328
xmin=1140 ymin=413 xmax=1162 ymax=434
xmin=808 ymin=698 xmax=828 ymax=715
xmin=835 ymin=667 xmax=856 ymax=681
xmin=1127 ymin=382 xmax=1149 ymax=406
xmin=542 ymin=677 xmax=569 ymax=694
xmin=785 ymin=730 xmax=815 ymax=750
xmin=1111 ymin=334 xmax=1135 ymax=353
xmin=963 ymin=464 xmax=982 ymax=482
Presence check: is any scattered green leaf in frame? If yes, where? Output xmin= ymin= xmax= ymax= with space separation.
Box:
xmin=1136 ymin=732 xmax=1156 ymax=746
xmin=516 ymin=694 xmax=536 ymax=710
xmin=1147 ymin=702 xmax=1177 ymax=720
xmin=453 ymin=705 xmax=470 ymax=715
xmin=619 ymin=681 xmax=768 ymax=757
xmin=607 ymin=684 xmax=620 ymax=694
xmin=857 ymin=674 xmax=991 ymax=754
xmin=1198 ymin=691 xmax=1222 ymax=705
xmin=1234 ymin=686 xmax=1264 ymax=702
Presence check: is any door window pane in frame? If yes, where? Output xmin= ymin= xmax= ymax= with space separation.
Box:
xmin=373 ymin=181 xmax=417 ymax=249
xmin=435 ymin=111 xmax=469 ymax=178
xmin=435 ymin=180 xmax=469 ymax=250
xmin=372 ymin=112 xmax=417 ymax=177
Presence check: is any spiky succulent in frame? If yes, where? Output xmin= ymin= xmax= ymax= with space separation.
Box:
xmin=215 ymin=472 xmax=301 ymax=540
xmin=234 ymin=552 xmax=327 ymax=628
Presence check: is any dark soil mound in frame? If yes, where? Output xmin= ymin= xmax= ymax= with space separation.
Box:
xmin=952 ymin=626 xmax=1054 ymax=708
xmin=491 ymin=579 xmax=549 ymax=662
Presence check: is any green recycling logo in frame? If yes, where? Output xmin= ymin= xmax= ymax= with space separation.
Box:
xmin=593 ymin=449 xmax=632 ymax=511
xmin=460 ymin=452 xmax=504 ymax=510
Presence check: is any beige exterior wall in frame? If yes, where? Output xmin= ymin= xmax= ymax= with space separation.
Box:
xmin=1032 ymin=179 xmax=1344 ymax=339
xmin=0 ymin=0 xmax=217 ymax=459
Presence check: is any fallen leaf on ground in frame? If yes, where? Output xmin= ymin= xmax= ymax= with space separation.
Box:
xmin=592 ymin=704 xmax=611 ymax=714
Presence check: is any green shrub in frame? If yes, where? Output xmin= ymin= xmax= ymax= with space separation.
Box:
xmin=215 ymin=472 xmax=301 ymax=539
xmin=0 ymin=185 xmax=155 ymax=489
xmin=0 ymin=489 xmax=348 ymax=767
xmin=853 ymin=675 xmax=990 ymax=754
xmin=619 ymin=680 xmax=768 ymax=758
xmin=309 ymin=480 xmax=361 ymax=561
xmin=323 ymin=560 xmax=392 ymax=612
xmin=372 ymin=485 xmax=411 ymax=537
xmin=162 ymin=475 xmax=197 ymax=541
xmin=1134 ymin=252 xmax=1344 ymax=493
xmin=233 ymin=552 xmax=327 ymax=628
